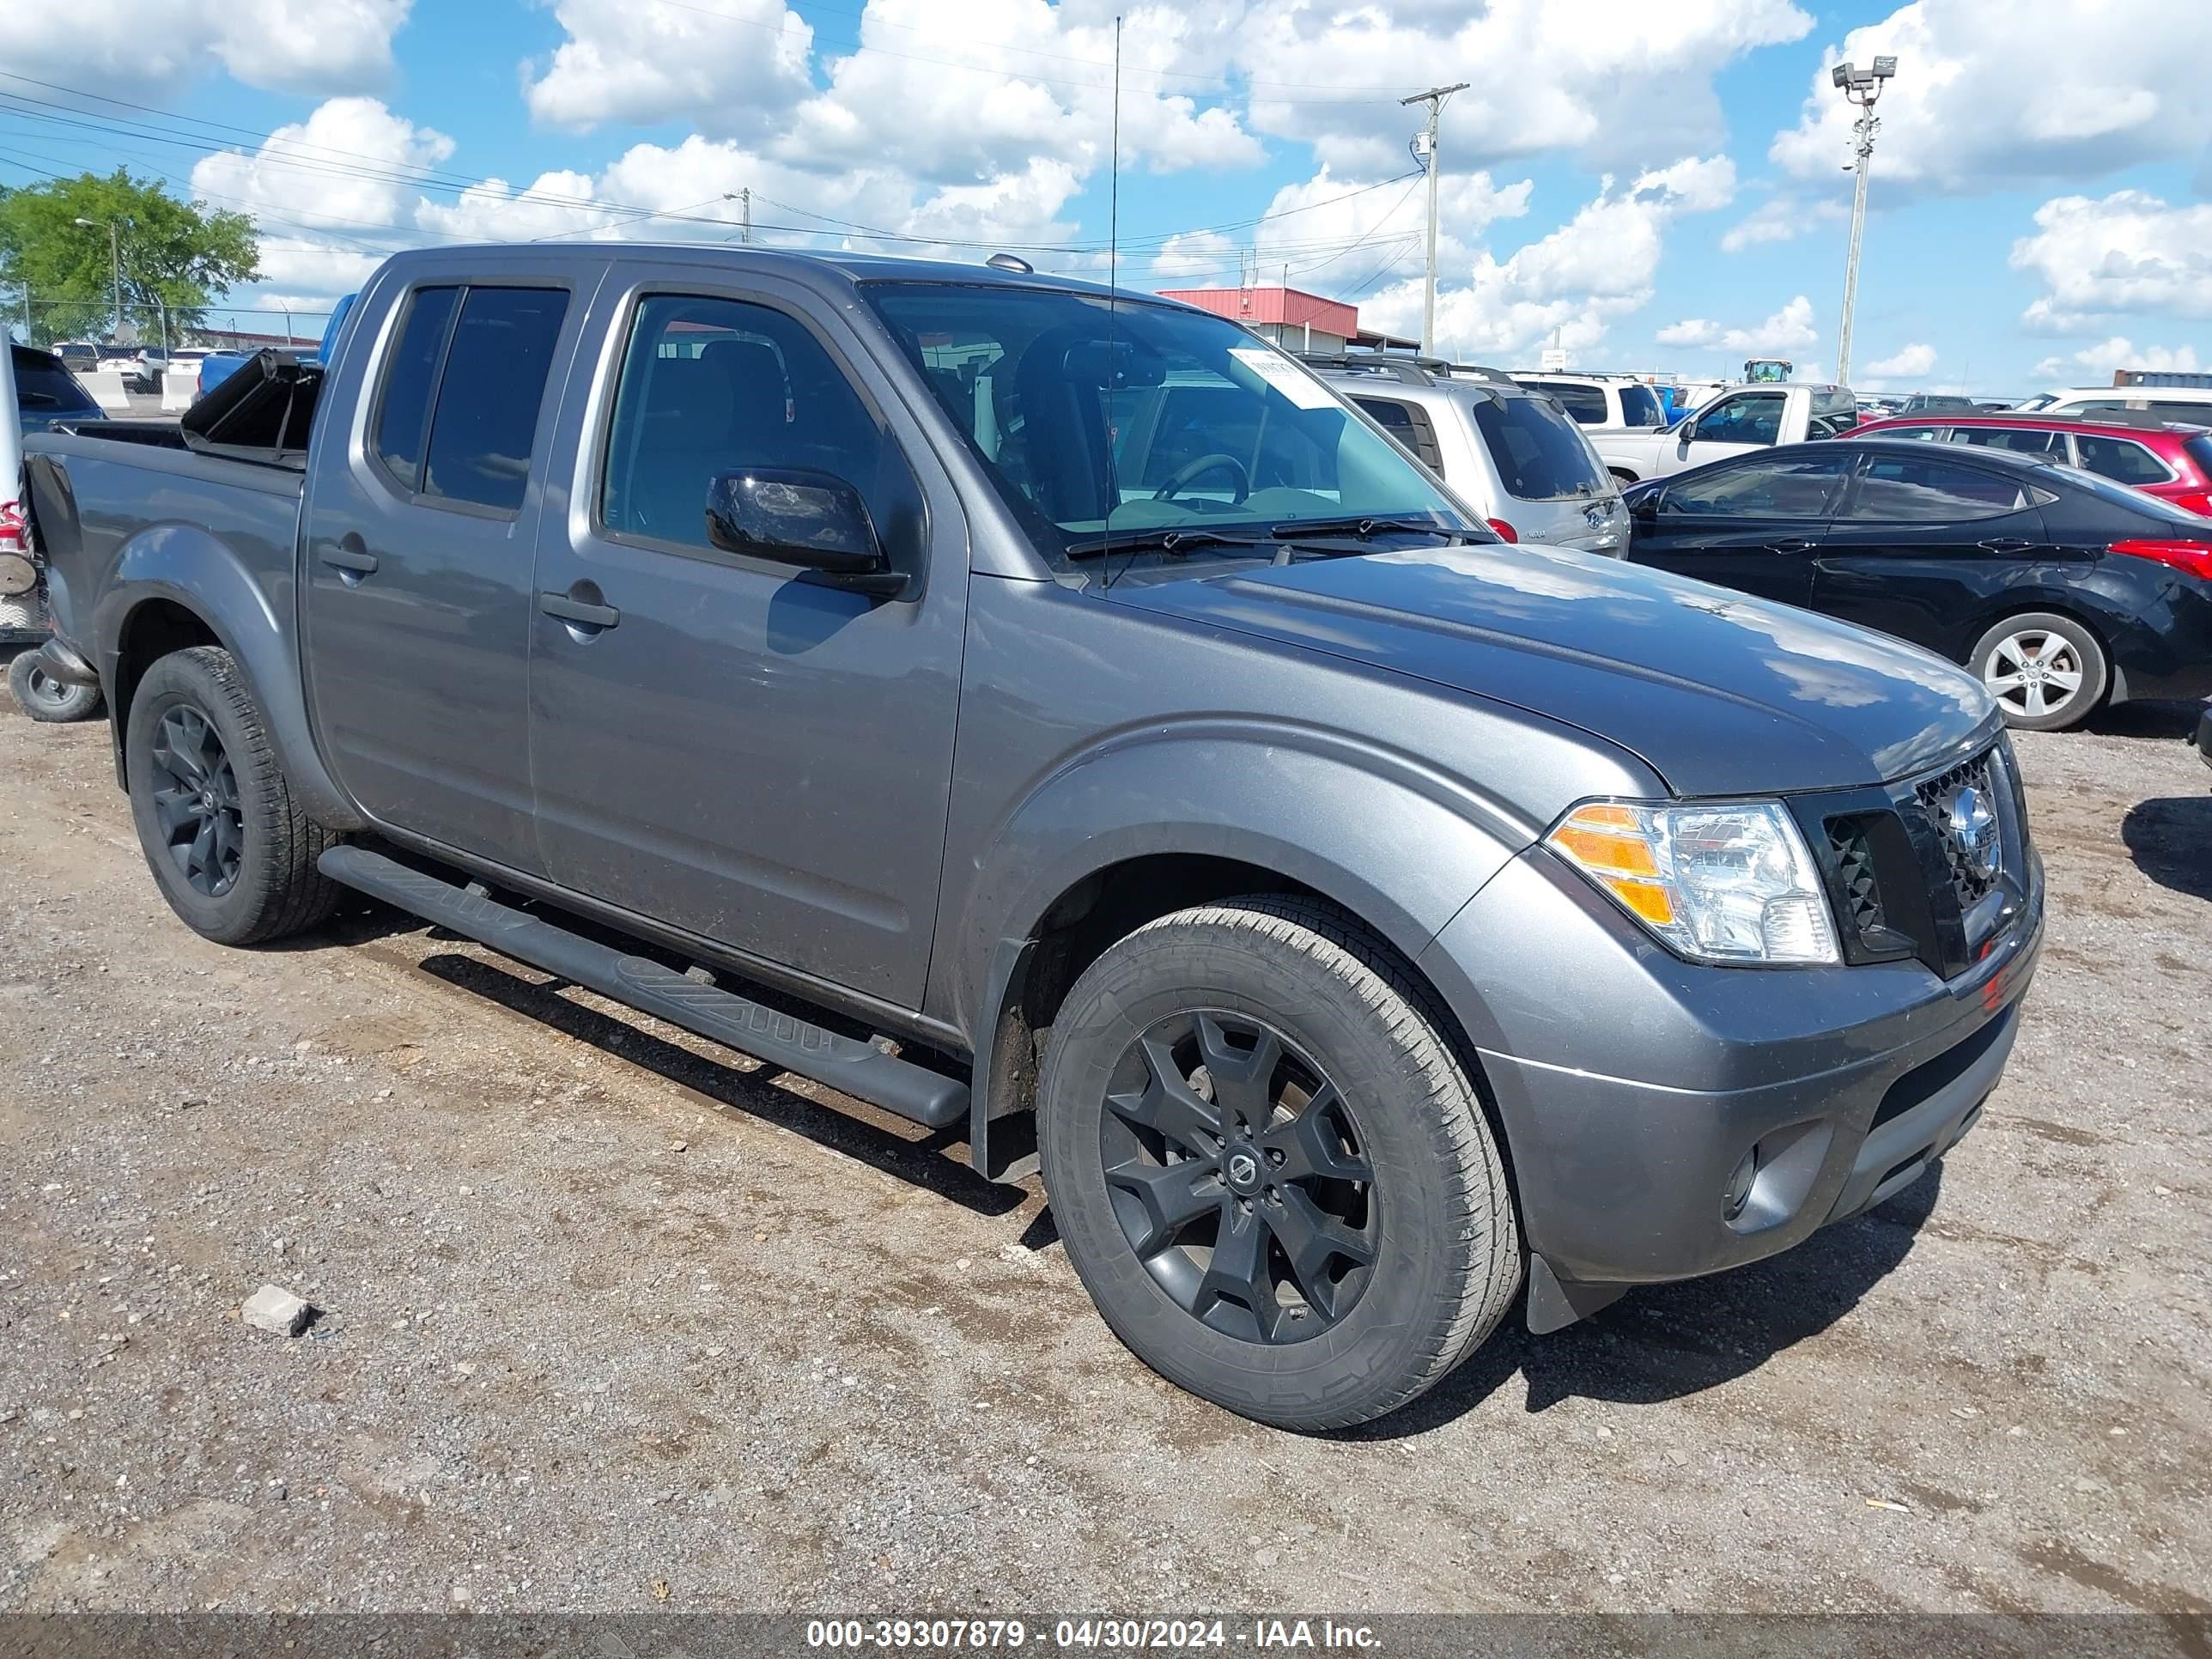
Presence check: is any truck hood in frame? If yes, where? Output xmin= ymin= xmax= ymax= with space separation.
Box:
xmin=1107 ymin=543 xmax=1998 ymax=797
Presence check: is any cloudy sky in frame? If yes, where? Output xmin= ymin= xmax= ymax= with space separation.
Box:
xmin=3 ymin=0 xmax=2206 ymax=392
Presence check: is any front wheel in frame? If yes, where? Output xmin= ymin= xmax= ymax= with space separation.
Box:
xmin=125 ymin=646 xmax=342 ymax=945
xmin=1038 ymin=896 xmax=1520 ymax=1431
xmin=1969 ymin=611 xmax=2107 ymax=732
xmin=8 ymin=647 xmax=104 ymax=723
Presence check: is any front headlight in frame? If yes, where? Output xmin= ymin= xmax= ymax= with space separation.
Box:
xmin=1546 ymin=799 xmax=1840 ymax=966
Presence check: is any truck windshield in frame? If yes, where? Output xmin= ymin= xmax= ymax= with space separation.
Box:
xmin=865 ymin=283 xmax=1467 ymax=568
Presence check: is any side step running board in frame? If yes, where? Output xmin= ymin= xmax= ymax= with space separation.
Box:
xmin=317 ymin=845 xmax=969 ymax=1130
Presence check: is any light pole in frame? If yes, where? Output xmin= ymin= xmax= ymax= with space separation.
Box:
xmin=1401 ymin=82 xmax=1468 ymax=358
xmin=74 ymin=216 xmax=124 ymax=342
xmin=1831 ymin=54 xmax=1897 ymax=387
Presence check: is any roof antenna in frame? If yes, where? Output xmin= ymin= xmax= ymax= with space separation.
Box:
xmin=1102 ymin=13 xmax=1126 ymax=590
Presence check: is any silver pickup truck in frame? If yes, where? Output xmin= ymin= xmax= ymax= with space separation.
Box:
xmin=20 ymin=246 xmax=2042 ymax=1430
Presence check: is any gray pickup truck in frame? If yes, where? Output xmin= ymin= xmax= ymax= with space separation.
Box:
xmin=21 ymin=246 xmax=2043 ymax=1430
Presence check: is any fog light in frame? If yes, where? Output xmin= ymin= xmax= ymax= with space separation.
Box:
xmin=1723 ymin=1148 xmax=1759 ymax=1222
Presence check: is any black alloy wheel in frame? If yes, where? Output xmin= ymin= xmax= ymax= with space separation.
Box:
xmin=1101 ymin=1009 xmax=1376 ymax=1344
xmin=146 ymin=704 xmax=246 ymax=898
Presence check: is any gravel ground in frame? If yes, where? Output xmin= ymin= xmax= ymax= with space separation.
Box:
xmin=0 ymin=684 xmax=2207 ymax=1617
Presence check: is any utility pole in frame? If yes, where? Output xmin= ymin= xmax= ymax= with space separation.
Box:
xmin=1401 ymin=82 xmax=1468 ymax=358
xmin=741 ymin=187 xmax=751 ymax=245
xmin=1831 ymin=54 xmax=1897 ymax=386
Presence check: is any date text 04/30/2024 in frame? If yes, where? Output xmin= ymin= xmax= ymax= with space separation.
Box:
xmin=802 ymin=1619 xmax=1383 ymax=1650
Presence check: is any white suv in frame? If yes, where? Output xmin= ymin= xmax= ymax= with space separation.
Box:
xmin=1510 ymin=373 xmax=1668 ymax=433
xmin=1304 ymin=355 xmax=1626 ymax=554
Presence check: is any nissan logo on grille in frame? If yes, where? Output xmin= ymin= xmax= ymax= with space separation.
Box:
xmin=1945 ymin=783 xmax=2001 ymax=882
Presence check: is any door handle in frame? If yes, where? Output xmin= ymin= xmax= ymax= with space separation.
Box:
xmin=319 ymin=544 xmax=378 ymax=575
xmin=539 ymin=591 xmax=621 ymax=630
xmin=1764 ymin=539 xmax=1817 ymax=554
xmin=1978 ymin=537 xmax=2033 ymax=553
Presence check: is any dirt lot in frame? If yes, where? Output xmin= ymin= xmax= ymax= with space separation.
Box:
xmin=1 ymin=689 xmax=2208 ymax=1619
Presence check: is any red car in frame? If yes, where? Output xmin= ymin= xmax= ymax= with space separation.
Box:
xmin=1852 ymin=410 xmax=2212 ymax=516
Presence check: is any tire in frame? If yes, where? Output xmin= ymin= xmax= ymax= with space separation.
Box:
xmin=124 ymin=646 xmax=342 ymax=945
xmin=1968 ymin=611 xmax=2108 ymax=732
xmin=8 ymin=647 xmax=105 ymax=723
xmin=1037 ymin=896 xmax=1520 ymax=1431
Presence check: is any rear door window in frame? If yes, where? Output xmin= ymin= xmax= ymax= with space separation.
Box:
xmin=372 ymin=283 xmax=568 ymax=512
xmin=1663 ymin=453 xmax=1851 ymax=518
xmin=419 ymin=288 xmax=570 ymax=512
xmin=1842 ymin=453 xmax=2034 ymax=521
xmin=1352 ymin=396 xmax=1445 ymax=471
xmin=371 ymin=286 xmax=460 ymax=493
xmin=1469 ymin=394 xmax=1607 ymax=501
xmin=2072 ymin=434 xmax=2172 ymax=487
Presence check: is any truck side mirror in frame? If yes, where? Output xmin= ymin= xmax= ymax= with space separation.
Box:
xmin=704 ymin=468 xmax=905 ymax=597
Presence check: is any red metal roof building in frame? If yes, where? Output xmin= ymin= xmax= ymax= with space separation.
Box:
xmin=1155 ymin=285 xmax=1417 ymax=353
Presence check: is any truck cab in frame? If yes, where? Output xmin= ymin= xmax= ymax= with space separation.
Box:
xmin=1597 ymin=382 xmax=1860 ymax=482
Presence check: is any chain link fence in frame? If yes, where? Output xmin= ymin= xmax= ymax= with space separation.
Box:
xmin=9 ymin=293 xmax=331 ymax=351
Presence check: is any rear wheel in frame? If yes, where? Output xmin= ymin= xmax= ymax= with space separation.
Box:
xmin=1970 ymin=611 xmax=2106 ymax=732
xmin=125 ymin=646 xmax=342 ymax=945
xmin=1038 ymin=896 xmax=1520 ymax=1431
xmin=8 ymin=648 xmax=104 ymax=723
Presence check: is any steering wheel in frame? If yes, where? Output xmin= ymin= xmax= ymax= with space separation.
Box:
xmin=1152 ymin=453 xmax=1251 ymax=504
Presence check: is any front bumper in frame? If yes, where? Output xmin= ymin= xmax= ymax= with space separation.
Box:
xmin=1418 ymin=837 xmax=2043 ymax=1331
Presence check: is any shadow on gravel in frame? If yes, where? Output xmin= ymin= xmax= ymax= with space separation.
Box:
xmin=258 ymin=895 xmax=431 ymax=951
xmin=2081 ymin=699 xmax=2201 ymax=740
xmin=1334 ymin=1164 xmax=1947 ymax=1440
xmin=416 ymin=950 xmax=1024 ymax=1218
xmin=2123 ymin=797 xmax=2212 ymax=901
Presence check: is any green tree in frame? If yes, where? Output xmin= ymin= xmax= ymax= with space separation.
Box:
xmin=0 ymin=170 xmax=259 ymax=346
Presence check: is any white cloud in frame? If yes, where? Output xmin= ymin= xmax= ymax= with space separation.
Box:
xmin=1236 ymin=0 xmax=1811 ymax=177
xmin=2009 ymin=191 xmax=2212 ymax=331
xmin=523 ymin=0 xmax=813 ymax=137
xmin=1656 ymin=294 xmax=1816 ymax=352
xmin=2032 ymin=337 xmax=2204 ymax=383
xmin=191 ymin=98 xmax=456 ymax=240
xmin=1770 ymin=0 xmax=2212 ymax=198
xmin=0 ymin=0 xmax=410 ymax=96
xmin=1155 ymin=166 xmax=1531 ymax=290
xmin=777 ymin=0 xmax=1261 ymax=184
xmin=1353 ymin=156 xmax=1735 ymax=361
xmin=1719 ymin=194 xmax=1844 ymax=252
xmin=1865 ymin=343 xmax=1936 ymax=378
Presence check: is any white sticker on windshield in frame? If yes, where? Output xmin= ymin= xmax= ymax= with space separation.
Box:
xmin=1228 ymin=347 xmax=1338 ymax=410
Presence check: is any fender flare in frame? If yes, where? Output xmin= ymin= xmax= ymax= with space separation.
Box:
xmin=95 ymin=526 xmax=365 ymax=830
xmin=949 ymin=721 xmax=1545 ymax=1179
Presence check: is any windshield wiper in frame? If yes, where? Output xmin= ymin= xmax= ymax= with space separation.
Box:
xmin=1268 ymin=516 xmax=1465 ymax=543
xmin=1062 ymin=526 xmax=1273 ymax=560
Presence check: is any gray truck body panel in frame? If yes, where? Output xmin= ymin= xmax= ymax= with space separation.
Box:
xmin=24 ymin=242 xmax=2040 ymax=1310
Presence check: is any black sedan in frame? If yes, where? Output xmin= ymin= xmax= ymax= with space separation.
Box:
xmin=1620 ymin=437 xmax=2212 ymax=730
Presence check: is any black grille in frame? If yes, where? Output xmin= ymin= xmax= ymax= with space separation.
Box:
xmin=1913 ymin=750 xmax=2002 ymax=911
xmin=1800 ymin=739 xmax=2030 ymax=981
xmin=1827 ymin=820 xmax=1887 ymax=937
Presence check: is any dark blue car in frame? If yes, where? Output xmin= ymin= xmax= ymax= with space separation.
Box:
xmin=12 ymin=343 xmax=104 ymax=434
